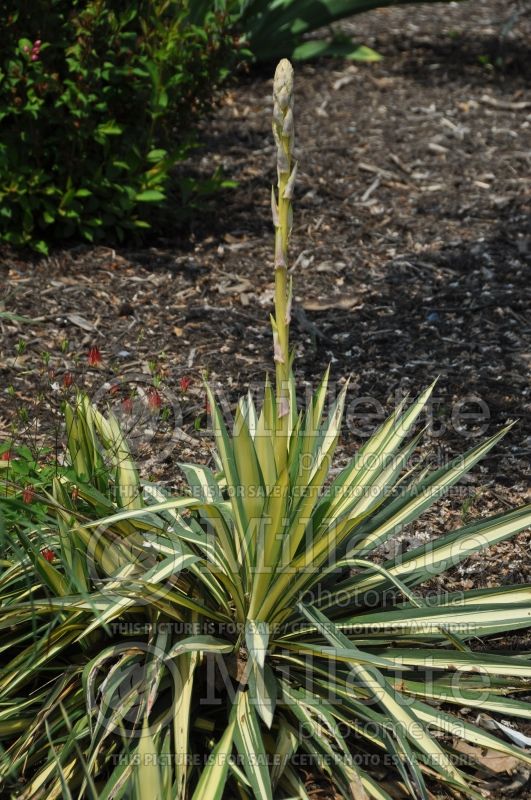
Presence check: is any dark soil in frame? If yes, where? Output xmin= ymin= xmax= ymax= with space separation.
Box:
xmin=1 ymin=0 xmax=530 ymax=796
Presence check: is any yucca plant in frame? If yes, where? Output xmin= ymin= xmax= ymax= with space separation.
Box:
xmin=188 ymin=0 xmax=466 ymax=62
xmin=1 ymin=59 xmax=531 ymax=800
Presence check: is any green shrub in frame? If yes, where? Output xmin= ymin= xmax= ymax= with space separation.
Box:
xmin=0 ymin=0 xmax=240 ymax=252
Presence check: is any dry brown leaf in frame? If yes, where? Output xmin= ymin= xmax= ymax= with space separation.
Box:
xmin=217 ymin=279 xmax=253 ymax=295
xmin=302 ymin=297 xmax=362 ymax=311
xmin=454 ymin=741 xmax=520 ymax=774
xmin=65 ymin=313 xmax=97 ymax=332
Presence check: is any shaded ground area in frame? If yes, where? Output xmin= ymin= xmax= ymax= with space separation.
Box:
xmin=1 ymin=1 xmax=530 ymax=794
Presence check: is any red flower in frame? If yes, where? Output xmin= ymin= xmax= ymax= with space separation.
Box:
xmin=63 ymin=371 xmax=74 ymax=388
xmin=71 ymin=486 xmax=79 ymax=501
xmin=122 ymin=396 xmax=134 ymax=415
xmin=87 ymin=346 xmax=102 ymax=366
xmin=1 ymin=451 xmax=11 ymax=461
xmin=179 ymin=376 xmax=192 ymax=393
xmin=30 ymin=40 xmax=41 ymax=61
xmin=147 ymin=388 xmax=162 ymax=410
xmin=22 ymin=486 xmax=35 ymax=503
xmin=41 ymin=547 xmax=55 ymax=562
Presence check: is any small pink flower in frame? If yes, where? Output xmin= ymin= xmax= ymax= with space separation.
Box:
xmin=87 ymin=346 xmax=102 ymax=366
xmin=41 ymin=547 xmax=55 ymax=562
xmin=179 ymin=376 xmax=191 ymax=393
xmin=22 ymin=486 xmax=35 ymax=503
xmin=1 ymin=451 xmax=11 ymax=461
xmin=147 ymin=388 xmax=162 ymax=410
xmin=23 ymin=45 xmax=30 ymax=53
xmin=31 ymin=53 xmax=39 ymax=62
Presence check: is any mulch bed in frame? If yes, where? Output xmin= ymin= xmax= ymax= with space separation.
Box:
xmin=1 ymin=0 xmax=530 ymax=796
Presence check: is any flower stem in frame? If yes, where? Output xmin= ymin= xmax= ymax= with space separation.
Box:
xmin=272 ymin=59 xmax=296 ymax=469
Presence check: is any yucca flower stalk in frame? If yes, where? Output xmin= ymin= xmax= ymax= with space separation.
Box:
xmin=271 ymin=58 xmax=296 ymax=471
xmin=1 ymin=60 xmax=531 ymax=800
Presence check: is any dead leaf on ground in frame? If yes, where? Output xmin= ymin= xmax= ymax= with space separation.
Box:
xmin=454 ymin=740 xmax=520 ymax=774
xmin=302 ymin=297 xmax=363 ymax=311
xmin=65 ymin=313 xmax=97 ymax=332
